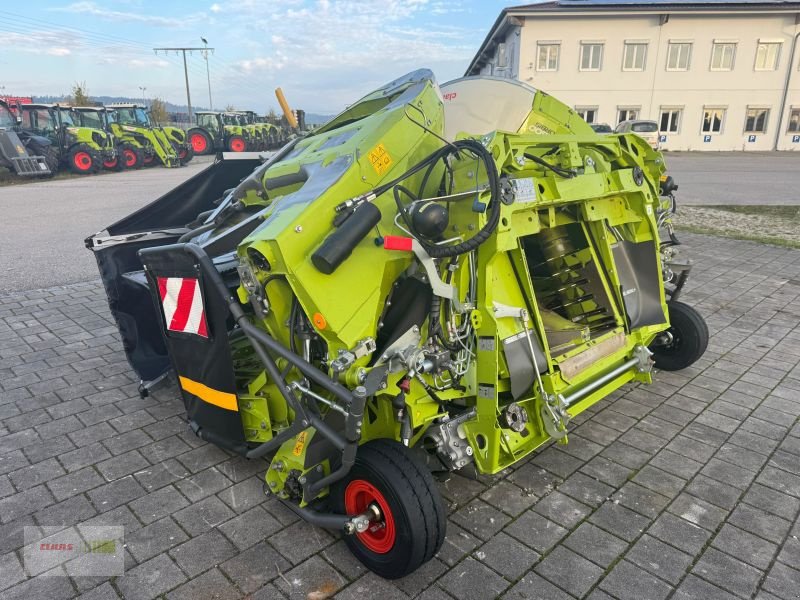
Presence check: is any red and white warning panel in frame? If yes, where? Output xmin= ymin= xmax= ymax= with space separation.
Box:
xmin=157 ymin=277 xmax=208 ymax=338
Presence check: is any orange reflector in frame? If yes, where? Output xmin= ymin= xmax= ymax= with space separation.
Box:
xmin=313 ymin=312 xmax=327 ymax=329
xmin=179 ymin=376 xmax=238 ymax=412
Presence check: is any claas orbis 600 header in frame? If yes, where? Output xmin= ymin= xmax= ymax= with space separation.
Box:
xmin=88 ymin=70 xmax=706 ymax=579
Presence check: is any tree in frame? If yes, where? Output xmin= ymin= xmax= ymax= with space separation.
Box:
xmin=149 ymin=98 xmax=168 ymax=125
xmin=224 ymin=103 xmax=236 ymax=112
xmin=70 ymin=81 xmax=90 ymax=106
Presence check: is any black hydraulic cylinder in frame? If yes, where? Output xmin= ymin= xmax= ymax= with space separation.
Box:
xmin=311 ymin=202 xmax=381 ymax=274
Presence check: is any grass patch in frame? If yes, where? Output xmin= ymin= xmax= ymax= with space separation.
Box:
xmin=673 ymin=205 xmax=800 ymax=249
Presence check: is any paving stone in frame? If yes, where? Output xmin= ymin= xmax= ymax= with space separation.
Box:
xmin=531 ymin=447 xmax=584 ymax=478
xmin=613 ymin=482 xmax=671 ymax=519
xmin=439 ymin=557 xmax=508 ymax=600
xmin=0 ymin=550 xmax=26 ymax=592
xmin=9 ymin=457 xmax=65 ymax=490
xmin=320 ymin=539 xmax=367 ymax=581
xmin=588 ymin=501 xmax=650 ymax=542
xmin=685 ymin=474 xmax=742 ymax=511
xmin=711 ymin=523 xmax=778 ymax=570
xmin=451 ymin=498 xmax=511 ymax=541
xmin=479 ymin=480 xmax=537 ymax=517
xmin=47 ymin=466 xmax=104 ymax=501
xmin=217 ymin=475 xmax=268 ymax=513
xmin=219 ymin=539 xmax=291 ymax=594
xmin=102 ymin=429 xmax=153 ymax=456
xmin=176 ymin=443 xmax=230 ymax=473
xmin=557 ymin=471 xmax=614 ymax=508
xmin=535 ymin=545 xmax=603 ymax=597
xmin=96 ymin=449 xmax=150 ymax=482
xmin=632 ymin=465 xmax=686 ymax=498
xmin=22 ymin=435 xmax=75 ymax=464
xmin=600 ymin=560 xmax=673 ymax=600
xmin=435 ymin=521 xmax=481 ymax=567
xmin=0 ymin=569 xmax=77 ymax=600
xmin=475 ymin=531 xmax=538 ymax=580
xmin=216 ymin=504 xmax=282 ymax=551
xmin=138 ymin=435 xmax=191 ymax=464
xmin=125 ymin=516 xmax=189 ymax=563
xmin=563 ymin=522 xmax=628 ymax=568
xmin=174 ymin=466 xmax=231 ymax=502
xmin=580 ymin=455 xmax=632 ymax=488
xmin=728 ymin=502 xmax=792 ymax=544
xmin=627 ymin=534 xmax=693 ymax=584
xmin=437 ymin=473 xmax=488 ymax=505
xmin=533 ymin=490 xmax=591 ymax=529
xmin=116 ymin=553 xmax=187 ymax=600
xmin=668 ymin=492 xmax=729 ymax=531
xmin=0 ymin=484 xmax=55 ymax=523
xmin=757 ymin=466 xmax=800 ymax=498
xmin=129 ymin=485 xmax=189 ymax=524
xmin=393 ymin=557 xmax=448 ymax=598
xmin=86 ymin=474 xmax=146 ymax=512
xmin=506 ymin=463 xmax=561 ymax=495
xmin=701 ymin=457 xmax=758 ymax=490
xmin=504 ymin=509 xmax=567 ymax=553
xmin=76 ymin=581 xmax=121 ymax=600
xmin=166 ymin=568 xmax=240 ymax=600
xmin=58 ymin=442 xmax=112 ymax=473
xmin=501 ymin=571 xmax=575 ymax=600
xmin=269 ymin=519 xmax=334 ymax=566
xmin=170 ymin=528 xmax=238 ymax=578
xmin=133 ymin=458 xmax=190 ymax=491
xmin=34 ymin=494 xmax=97 ymax=529
xmin=172 ymin=495 xmax=235 ymax=536
xmin=673 ymin=574 xmax=742 ymax=600
xmin=693 ymin=547 xmax=763 ymax=598
xmin=334 ymin=572 xmax=408 ymax=600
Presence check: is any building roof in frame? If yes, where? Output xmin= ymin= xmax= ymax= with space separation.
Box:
xmin=465 ymin=0 xmax=800 ymax=74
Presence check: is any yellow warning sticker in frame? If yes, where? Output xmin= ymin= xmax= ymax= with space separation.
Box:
xmin=292 ymin=431 xmax=308 ymax=456
xmin=368 ymin=143 xmax=392 ymax=176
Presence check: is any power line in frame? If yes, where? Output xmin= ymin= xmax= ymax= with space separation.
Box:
xmin=153 ymin=47 xmax=214 ymax=125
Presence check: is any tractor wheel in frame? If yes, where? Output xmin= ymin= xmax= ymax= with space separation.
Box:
xmin=103 ymin=150 xmax=126 ymax=172
xmin=650 ymin=301 xmax=709 ymax=371
xmin=174 ymin=143 xmax=194 ymax=166
xmin=143 ymin=153 xmax=157 ymax=167
xmin=331 ymin=439 xmax=446 ymax=579
xmin=120 ymin=144 xmax=143 ymax=169
xmin=41 ymin=145 xmax=60 ymax=176
xmin=189 ymin=130 xmax=213 ymax=155
xmin=228 ymin=135 xmax=246 ymax=152
xmin=68 ymin=144 xmax=97 ymax=175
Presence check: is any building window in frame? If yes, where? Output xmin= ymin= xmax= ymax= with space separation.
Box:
xmin=755 ymin=42 xmax=781 ymax=70
xmin=660 ymin=108 xmax=682 ymax=133
xmin=617 ymin=107 xmax=639 ymax=124
xmin=710 ymin=42 xmax=736 ymax=71
xmin=666 ymin=42 xmax=692 ymax=71
xmin=788 ymin=108 xmax=800 ymax=133
xmin=702 ymin=108 xmax=725 ymax=133
xmin=580 ymin=43 xmax=604 ymax=71
xmin=744 ymin=108 xmax=769 ymax=133
xmin=537 ymin=43 xmax=560 ymax=71
xmin=575 ymin=107 xmax=598 ymax=123
xmin=623 ymin=42 xmax=647 ymax=71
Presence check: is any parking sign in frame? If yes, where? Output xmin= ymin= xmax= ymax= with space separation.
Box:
xmin=793 ymin=135 xmax=800 ymax=143
xmin=748 ymin=135 xmax=757 ymax=143
xmin=703 ymin=135 xmax=711 ymax=143
xmin=659 ymin=134 xmax=667 ymax=143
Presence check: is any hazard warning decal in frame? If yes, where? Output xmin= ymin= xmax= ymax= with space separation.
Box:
xmin=368 ymin=143 xmax=392 ymax=176
xmin=157 ymin=277 xmax=209 ymax=338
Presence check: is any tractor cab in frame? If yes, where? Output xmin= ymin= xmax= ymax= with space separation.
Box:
xmin=18 ymin=103 xmax=115 ymax=174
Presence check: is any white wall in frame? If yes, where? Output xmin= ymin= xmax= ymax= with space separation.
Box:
xmin=507 ymin=12 xmax=800 ymax=151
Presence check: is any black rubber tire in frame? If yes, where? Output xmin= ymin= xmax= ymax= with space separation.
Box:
xmin=651 ymin=301 xmax=709 ymax=371
xmin=41 ymin=145 xmax=60 ymax=176
xmin=173 ymin=142 xmax=194 ymax=166
xmin=331 ymin=439 xmax=446 ymax=579
xmin=120 ymin=144 xmax=143 ymax=169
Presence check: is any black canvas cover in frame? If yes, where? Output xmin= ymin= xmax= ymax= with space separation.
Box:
xmin=139 ymin=243 xmax=245 ymax=447
xmin=87 ymin=155 xmax=262 ymax=383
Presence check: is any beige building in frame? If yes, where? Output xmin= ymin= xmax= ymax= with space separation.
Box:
xmin=466 ymin=0 xmax=800 ymax=151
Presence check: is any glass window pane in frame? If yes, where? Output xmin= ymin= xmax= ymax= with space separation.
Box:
xmin=789 ymin=109 xmax=800 ymax=132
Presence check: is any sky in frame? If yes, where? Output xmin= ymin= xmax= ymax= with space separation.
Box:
xmin=0 ymin=0 xmax=510 ymax=115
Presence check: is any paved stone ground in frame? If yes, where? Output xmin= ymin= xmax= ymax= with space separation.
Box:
xmin=1 ymin=232 xmax=799 ymax=600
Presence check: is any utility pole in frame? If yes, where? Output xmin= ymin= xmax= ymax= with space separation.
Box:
xmin=153 ymin=46 xmax=214 ymax=127
xmin=138 ymin=86 xmax=146 ymax=107
xmin=201 ymin=37 xmax=213 ymax=110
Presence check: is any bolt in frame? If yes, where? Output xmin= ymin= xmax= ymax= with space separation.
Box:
xmin=515 ymin=156 xmax=525 ymax=166
xmin=294 ymin=225 xmax=303 ymax=233
xmin=298 ymin=476 xmax=307 ymax=484
xmin=269 ymin=481 xmax=277 ymax=488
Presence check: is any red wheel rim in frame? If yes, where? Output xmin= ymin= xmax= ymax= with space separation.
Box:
xmin=230 ymin=137 xmax=245 ymax=152
xmin=144 ymin=155 xmax=154 ymax=164
xmin=103 ymin=157 xmax=117 ymax=169
xmin=123 ymin=149 xmax=137 ymax=167
xmin=344 ymin=480 xmax=396 ymax=554
xmin=191 ymin=134 xmax=207 ymax=152
xmin=73 ymin=151 xmax=92 ymax=171
xmin=179 ymin=148 xmax=187 ymax=159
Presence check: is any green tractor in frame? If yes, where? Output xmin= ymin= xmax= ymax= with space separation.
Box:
xmin=18 ymin=103 xmax=116 ymax=174
xmin=72 ymin=106 xmax=136 ymax=171
xmin=0 ymin=99 xmax=53 ymax=177
xmin=236 ymin=111 xmax=267 ymax=151
xmin=89 ymin=70 xmax=707 ymax=579
xmin=189 ymin=111 xmax=250 ymax=155
xmin=106 ymin=104 xmax=191 ymax=168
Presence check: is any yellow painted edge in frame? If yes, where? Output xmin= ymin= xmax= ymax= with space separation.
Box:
xmin=179 ymin=376 xmax=238 ymax=412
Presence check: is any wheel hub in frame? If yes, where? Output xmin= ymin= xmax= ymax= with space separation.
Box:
xmin=344 ymin=480 xmax=395 ymax=554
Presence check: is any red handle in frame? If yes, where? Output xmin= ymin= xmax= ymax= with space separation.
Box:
xmin=383 ymin=236 xmax=413 ymax=251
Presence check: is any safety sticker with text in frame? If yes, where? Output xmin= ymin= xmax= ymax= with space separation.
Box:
xmin=368 ymin=143 xmax=392 ymax=176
